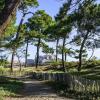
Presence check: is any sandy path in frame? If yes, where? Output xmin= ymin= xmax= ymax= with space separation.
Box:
xmin=4 ymin=79 xmax=74 ymax=100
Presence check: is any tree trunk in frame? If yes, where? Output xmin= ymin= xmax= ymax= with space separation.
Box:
xmin=25 ymin=38 xmax=29 ymax=67
xmin=0 ymin=0 xmax=20 ymax=36
xmin=62 ymin=37 xmax=66 ymax=72
xmin=36 ymin=38 xmax=41 ymax=68
xmin=56 ymin=39 xmax=59 ymax=62
xmin=10 ymin=12 xmax=27 ymax=71
xmin=65 ymin=52 xmax=67 ymax=61
xmin=10 ymin=49 xmax=15 ymax=72
xmin=16 ymin=13 xmax=26 ymax=39
xmin=78 ymin=31 xmax=89 ymax=71
xmin=16 ymin=53 xmax=22 ymax=72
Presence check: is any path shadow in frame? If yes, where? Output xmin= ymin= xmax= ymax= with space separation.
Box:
xmin=17 ymin=79 xmax=57 ymax=98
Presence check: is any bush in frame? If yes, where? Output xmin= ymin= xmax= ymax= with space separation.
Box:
xmin=0 ymin=67 xmax=9 ymax=75
xmin=0 ymin=59 xmax=8 ymax=67
xmin=50 ymin=61 xmax=61 ymax=68
xmin=84 ymin=60 xmax=100 ymax=69
xmin=65 ymin=61 xmax=78 ymax=69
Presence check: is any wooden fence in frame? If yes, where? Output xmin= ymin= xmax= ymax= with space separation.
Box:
xmin=33 ymin=72 xmax=71 ymax=82
xmin=0 ymin=70 xmax=100 ymax=99
xmin=33 ymin=72 xmax=100 ymax=96
xmin=1 ymin=70 xmax=100 ymax=95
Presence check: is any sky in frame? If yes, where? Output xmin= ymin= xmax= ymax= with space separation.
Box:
xmin=16 ymin=0 xmax=64 ymax=23
xmin=11 ymin=0 xmax=64 ymax=62
xmin=9 ymin=0 xmax=100 ymax=62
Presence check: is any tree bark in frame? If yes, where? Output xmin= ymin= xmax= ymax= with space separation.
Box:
xmin=16 ymin=53 xmax=22 ymax=72
xmin=62 ymin=37 xmax=66 ymax=72
xmin=10 ymin=49 xmax=15 ymax=72
xmin=16 ymin=13 xmax=26 ymax=39
xmin=25 ymin=38 xmax=29 ymax=67
xmin=65 ymin=52 xmax=67 ymax=61
xmin=0 ymin=0 xmax=20 ymax=36
xmin=36 ymin=38 xmax=41 ymax=68
xmin=56 ymin=39 xmax=59 ymax=62
xmin=78 ymin=31 xmax=89 ymax=71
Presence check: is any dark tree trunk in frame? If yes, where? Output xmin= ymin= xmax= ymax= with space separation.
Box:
xmin=0 ymin=0 xmax=20 ymax=35
xmin=65 ymin=52 xmax=67 ymax=61
xmin=16 ymin=53 xmax=22 ymax=72
xmin=10 ymin=12 xmax=26 ymax=72
xmin=10 ymin=12 xmax=26 ymax=71
xmin=62 ymin=37 xmax=66 ymax=72
xmin=25 ymin=39 xmax=29 ymax=67
xmin=78 ymin=31 xmax=89 ymax=71
xmin=18 ymin=56 xmax=21 ymax=72
xmin=36 ymin=38 xmax=41 ymax=68
xmin=16 ymin=13 xmax=26 ymax=39
xmin=56 ymin=39 xmax=59 ymax=62
xmin=10 ymin=49 xmax=15 ymax=72
xmin=16 ymin=11 xmax=34 ymax=39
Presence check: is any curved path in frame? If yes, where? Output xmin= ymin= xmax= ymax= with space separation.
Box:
xmin=5 ymin=79 xmax=74 ymax=100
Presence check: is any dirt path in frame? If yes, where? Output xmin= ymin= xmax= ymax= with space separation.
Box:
xmin=5 ymin=79 xmax=74 ymax=100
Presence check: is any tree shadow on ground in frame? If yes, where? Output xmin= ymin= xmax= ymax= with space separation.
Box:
xmin=19 ymin=80 xmax=57 ymax=97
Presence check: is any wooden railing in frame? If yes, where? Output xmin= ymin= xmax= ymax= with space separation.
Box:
xmin=0 ymin=71 xmax=100 ymax=98
xmin=33 ymin=72 xmax=100 ymax=95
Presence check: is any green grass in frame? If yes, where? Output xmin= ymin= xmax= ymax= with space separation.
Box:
xmin=69 ymin=66 xmax=100 ymax=80
xmin=0 ymin=66 xmax=34 ymax=77
xmin=1 ymin=63 xmax=100 ymax=80
xmin=0 ymin=66 xmax=65 ymax=77
xmin=0 ymin=79 xmax=23 ymax=98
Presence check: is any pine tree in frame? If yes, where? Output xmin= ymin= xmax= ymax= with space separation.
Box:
xmin=73 ymin=1 xmax=100 ymax=71
xmin=27 ymin=10 xmax=53 ymax=68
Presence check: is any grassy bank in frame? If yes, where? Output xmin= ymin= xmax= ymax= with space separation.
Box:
xmin=0 ymin=78 xmax=23 ymax=99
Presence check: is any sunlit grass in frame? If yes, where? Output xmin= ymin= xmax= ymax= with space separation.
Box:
xmin=1 ymin=64 xmax=100 ymax=80
xmin=0 ymin=79 xmax=23 ymax=99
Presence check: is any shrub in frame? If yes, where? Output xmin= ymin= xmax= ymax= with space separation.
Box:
xmin=84 ymin=60 xmax=100 ymax=69
xmin=50 ymin=61 xmax=61 ymax=68
xmin=65 ymin=61 xmax=78 ymax=69
xmin=0 ymin=59 xmax=8 ymax=67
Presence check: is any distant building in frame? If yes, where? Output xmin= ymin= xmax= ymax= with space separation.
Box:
xmin=35 ymin=55 xmax=56 ymax=65
xmin=24 ymin=55 xmax=56 ymax=66
xmin=26 ymin=59 xmax=34 ymax=66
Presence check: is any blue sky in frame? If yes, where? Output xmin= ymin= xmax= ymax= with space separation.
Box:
xmin=9 ymin=0 xmax=100 ymax=62
xmin=16 ymin=0 xmax=64 ymax=24
xmin=13 ymin=0 xmax=64 ymax=62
